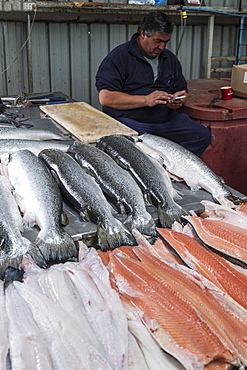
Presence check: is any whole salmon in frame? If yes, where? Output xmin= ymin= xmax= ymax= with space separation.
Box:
xmin=1 ymin=150 xmax=77 ymax=261
xmin=96 ymin=135 xmax=184 ymax=228
xmin=136 ymin=133 xmax=232 ymax=207
xmin=0 ymin=175 xmax=46 ymax=278
xmin=0 ymin=139 xmax=70 ymax=156
xmin=68 ymin=141 xmax=156 ymax=236
xmin=0 ymin=127 xmax=67 ymax=141
xmin=39 ymin=148 xmax=135 ymax=250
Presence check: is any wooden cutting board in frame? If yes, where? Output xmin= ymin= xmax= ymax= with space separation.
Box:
xmin=40 ymin=101 xmax=138 ymax=142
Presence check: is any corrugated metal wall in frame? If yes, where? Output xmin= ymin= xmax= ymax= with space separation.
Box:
xmin=0 ymin=1 xmax=246 ymax=110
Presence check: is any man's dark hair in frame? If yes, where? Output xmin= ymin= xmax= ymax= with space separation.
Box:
xmin=138 ymin=10 xmax=174 ymax=37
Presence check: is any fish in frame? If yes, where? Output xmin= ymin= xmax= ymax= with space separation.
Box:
xmin=39 ymin=148 xmax=135 ymax=250
xmin=0 ymin=280 xmax=8 ymax=369
xmin=0 ymin=127 xmax=67 ymax=141
xmin=109 ymin=253 xmax=241 ymax=369
xmin=1 ymin=150 xmax=77 ymax=261
xmin=5 ymin=282 xmax=54 ymax=370
xmin=12 ymin=280 xmax=113 ymax=370
xmin=135 ymin=133 xmax=233 ymax=207
xmin=21 ymin=255 xmax=104 ymax=356
xmin=157 ymin=227 xmax=247 ymax=311
xmin=132 ymin=228 xmax=184 ymax=265
xmin=236 ymin=202 xmax=247 ymax=216
xmin=200 ymin=199 xmax=247 ymax=229
xmin=68 ymin=141 xmax=156 ymax=236
xmin=96 ymin=134 xmax=184 ymax=228
xmin=123 ymin=297 xmax=186 ymax=370
xmin=184 ymin=215 xmax=247 ymax=266
xmin=130 ymin=247 xmax=247 ymax=367
xmin=60 ymin=248 xmax=129 ymax=370
xmin=0 ymin=139 xmax=70 ymax=156
xmin=0 ymin=175 xmax=46 ymax=278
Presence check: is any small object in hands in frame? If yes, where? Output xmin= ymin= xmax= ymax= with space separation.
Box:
xmin=171 ymin=95 xmax=186 ymax=101
xmin=220 ymin=86 xmax=234 ymax=101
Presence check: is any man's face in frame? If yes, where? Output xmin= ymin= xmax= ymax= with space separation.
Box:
xmin=138 ymin=31 xmax=172 ymax=58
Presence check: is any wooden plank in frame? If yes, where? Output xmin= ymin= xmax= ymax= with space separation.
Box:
xmin=40 ymin=101 xmax=138 ymax=143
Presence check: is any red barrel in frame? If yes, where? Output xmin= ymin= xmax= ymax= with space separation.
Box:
xmin=181 ymin=78 xmax=247 ymax=196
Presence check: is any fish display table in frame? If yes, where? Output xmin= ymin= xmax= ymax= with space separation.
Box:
xmin=1 ymin=97 xmax=247 ymax=247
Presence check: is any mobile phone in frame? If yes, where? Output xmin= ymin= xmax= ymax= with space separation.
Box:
xmin=171 ymin=95 xmax=186 ymax=101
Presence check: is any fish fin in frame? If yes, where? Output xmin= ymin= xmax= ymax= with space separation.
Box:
xmin=157 ymin=204 xmax=185 ymax=228
xmin=0 ymin=238 xmax=46 ymax=280
xmin=97 ymin=220 xmax=136 ymax=251
xmin=4 ymin=266 xmax=24 ymax=289
xmin=124 ymin=213 xmax=157 ymax=237
xmin=36 ymin=229 xmax=78 ymax=261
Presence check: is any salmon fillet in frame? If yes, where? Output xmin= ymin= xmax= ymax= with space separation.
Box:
xmin=109 ymin=253 xmax=241 ymax=369
xmin=184 ymin=216 xmax=247 ymax=265
xmin=157 ymin=228 xmax=247 ymax=311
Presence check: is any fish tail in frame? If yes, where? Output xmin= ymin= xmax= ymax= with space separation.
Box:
xmin=36 ymin=229 xmax=78 ymax=261
xmin=0 ymin=238 xmax=46 ymax=280
xmin=24 ymin=238 xmax=47 ymax=268
xmin=97 ymin=220 xmax=135 ymax=251
xmin=124 ymin=213 xmax=157 ymax=237
xmin=157 ymin=203 xmax=184 ymax=228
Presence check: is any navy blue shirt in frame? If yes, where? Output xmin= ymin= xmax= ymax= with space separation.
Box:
xmin=95 ymin=33 xmax=188 ymax=124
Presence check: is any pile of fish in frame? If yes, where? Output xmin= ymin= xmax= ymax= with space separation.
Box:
xmin=3 ymin=200 xmax=247 ymax=370
xmin=0 ymin=126 xmax=246 ymax=369
xmin=97 ymin=200 xmax=247 ymax=370
xmin=0 ymin=130 xmax=238 ymax=279
xmin=1 ymin=244 xmax=185 ymax=370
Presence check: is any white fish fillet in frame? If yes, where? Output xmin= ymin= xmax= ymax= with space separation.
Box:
xmin=0 ymin=281 xmax=8 ymax=369
xmin=127 ymin=330 xmax=149 ymax=370
xmin=6 ymin=283 xmax=54 ymax=370
xmin=12 ymin=281 xmax=113 ymax=370
xmin=61 ymin=249 xmax=129 ymax=370
xmin=21 ymin=255 xmax=103 ymax=353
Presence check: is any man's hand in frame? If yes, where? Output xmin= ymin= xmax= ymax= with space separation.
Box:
xmin=145 ymin=90 xmax=173 ymax=107
xmin=166 ymin=90 xmax=188 ymax=109
xmin=99 ymin=89 xmax=188 ymax=110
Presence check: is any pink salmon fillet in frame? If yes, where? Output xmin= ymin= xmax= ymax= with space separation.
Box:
xmin=183 ymin=216 xmax=247 ymax=265
xmin=109 ymin=253 xmax=242 ymax=369
xmin=157 ymin=228 xmax=247 ymax=311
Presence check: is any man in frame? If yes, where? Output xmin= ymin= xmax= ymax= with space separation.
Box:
xmin=95 ymin=10 xmax=211 ymax=157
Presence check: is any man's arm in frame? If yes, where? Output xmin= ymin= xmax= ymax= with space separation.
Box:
xmin=99 ymin=89 xmax=174 ymax=109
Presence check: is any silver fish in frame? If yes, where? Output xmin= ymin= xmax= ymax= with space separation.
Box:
xmin=0 ymin=139 xmax=70 ymax=156
xmin=1 ymin=150 xmax=77 ymax=261
xmin=0 ymin=127 xmax=67 ymax=141
xmin=0 ymin=175 xmax=46 ymax=278
xmin=96 ymin=135 xmax=184 ymax=228
xmin=39 ymin=148 xmax=135 ymax=250
xmin=68 ymin=142 xmax=156 ymax=236
xmin=136 ymin=133 xmax=232 ymax=207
